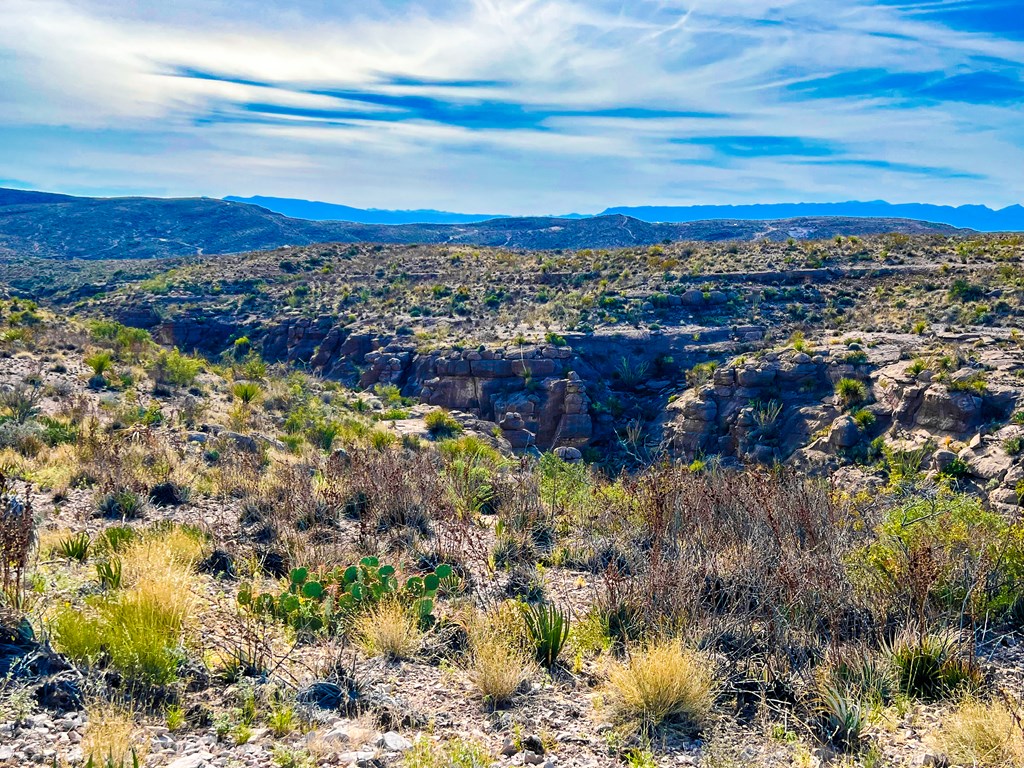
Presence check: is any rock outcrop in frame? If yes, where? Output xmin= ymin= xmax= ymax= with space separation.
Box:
xmin=666 ymin=334 xmax=1023 ymax=514
xmin=667 ymin=349 xmax=849 ymax=462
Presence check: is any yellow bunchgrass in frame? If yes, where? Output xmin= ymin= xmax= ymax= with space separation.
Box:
xmin=604 ymin=637 xmax=718 ymax=733
xmin=81 ymin=702 xmax=147 ymax=765
xmin=464 ymin=608 xmax=536 ymax=706
xmin=353 ymin=598 xmax=423 ymax=660
xmin=936 ymin=697 xmax=1024 ymax=768
xmin=50 ymin=525 xmax=200 ymax=686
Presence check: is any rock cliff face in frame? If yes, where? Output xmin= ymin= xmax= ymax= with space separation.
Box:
xmin=359 ymin=342 xmax=592 ymax=451
xmin=666 ymin=334 xmax=1024 ymax=513
xmin=666 ymin=348 xmax=862 ymax=463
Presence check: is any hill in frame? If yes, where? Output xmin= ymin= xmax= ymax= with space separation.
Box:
xmin=0 ymin=187 xmax=967 ymax=259
xmin=223 ymin=195 xmax=1024 ymax=232
xmin=223 ymin=195 xmax=506 ymax=224
xmin=602 ymin=200 xmax=1024 ymax=231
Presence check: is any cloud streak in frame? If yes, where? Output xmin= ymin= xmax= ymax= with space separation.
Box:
xmin=0 ymin=0 xmax=1021 ymax=212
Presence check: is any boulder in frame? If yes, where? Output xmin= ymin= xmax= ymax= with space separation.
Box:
xmin=828 ymin=416 xmax=861 ymax=449
xmin=553 ymin=446 xmax=583 ymax=463
xmin=736 ymin=365 xmax=777 ymax=388
xmin=931 ymin=449 xmax=957 ymax=472
xmin=914 ymin=388 xmax=982 ymax=434
xmin=680 ymin=289 xmax=705 ymax=306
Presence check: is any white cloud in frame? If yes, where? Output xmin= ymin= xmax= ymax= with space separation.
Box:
xmin=0 ymin=0 xmax=1021 ymax=210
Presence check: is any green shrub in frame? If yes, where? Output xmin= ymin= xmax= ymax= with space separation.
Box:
xmin=151 ymin=349 xmax=202 ymax=388
xmin=686 ymin=361 xmax=718 ymax=388
xmin=851 ymin=494 xmax=1024 ymax=620
xmin=835 ymin=378 xmax=867 ymax=406
xmin=424 ymin=409 xmax=463 ymax=438
xmin=39 ymin=416 xmax=79 ymax=447
xmin=946 ymin=371 xmax=988 ymax=395
xmin=940 ymin=457 xmax=971 ymax=479
xmin=369 ymin=430 xmax=398 ymax=451
xmin=948 ymin=279 xmax=984 ymax=302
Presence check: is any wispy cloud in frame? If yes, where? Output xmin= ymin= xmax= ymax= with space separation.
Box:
xmin=0 ymin=0 xmax=1021 ymax=212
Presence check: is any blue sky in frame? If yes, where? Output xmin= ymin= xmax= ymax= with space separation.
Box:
xmin=0 ymin=0 xmax=1022 ymax=213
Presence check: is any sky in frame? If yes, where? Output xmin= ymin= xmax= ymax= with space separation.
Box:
xmin=0 ymin=0 xmax=1022 ymax=214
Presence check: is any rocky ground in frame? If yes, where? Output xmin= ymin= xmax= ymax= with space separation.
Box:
xmin=1 ymin=234 xmax=1023 ymax=768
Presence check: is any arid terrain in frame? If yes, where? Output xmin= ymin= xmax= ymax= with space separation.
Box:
xmin=1 ymin=228 xmax=1023 ymax=768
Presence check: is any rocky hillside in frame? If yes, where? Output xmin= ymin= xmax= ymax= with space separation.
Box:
xmin=2 ymin=296 xmax=1024 ymax=768
xmin=0 ymin=187 xmax=967 ymax=260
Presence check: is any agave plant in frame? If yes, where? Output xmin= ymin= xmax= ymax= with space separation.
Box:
xmin=57 ymin=532 xmax=91 ymax=563
xmin=522 ymin=601 xmax=571 ymax=669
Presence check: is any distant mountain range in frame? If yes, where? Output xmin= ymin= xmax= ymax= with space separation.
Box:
xmin=601 ymin=202 xmax=1024 ymax=232
xmin=224 ymin=196 xmax=509 ymax=225
xmin=227 ymin=195 xmax=1024 ymax=232
xmin=0 ymin=187 xmax=972 ymax=260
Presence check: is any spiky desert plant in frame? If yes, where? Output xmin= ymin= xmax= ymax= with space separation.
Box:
xmin=232 ymin=381 xmax=263 ymax=406
xmin=522 ymin=601 xmax=570 ymax=669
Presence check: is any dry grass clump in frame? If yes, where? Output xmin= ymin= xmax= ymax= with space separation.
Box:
xmin=604 ymin=638 xmax=718 ymax=733
xmin=81 ymin=701 xmax=147 ymax=765
xmin=464 ymin=606 xmax=536 ymax=706
xmin=120 ymin=526 xmax=205 ymax=585
xmin=50 ymin=526 xmax=200 ymax=686
xmin=353 ymin=598 xmax=423 ymax=660
xmin=935 ymin=697 xmax=1024 ymax=768
xmin=467 ymin=634 xmax=535 ymax=707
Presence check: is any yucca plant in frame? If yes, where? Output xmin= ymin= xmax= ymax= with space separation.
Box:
xmin=232 ymin=381 xmax=263 ymax=406
xmin=84 ymin=350 xmax=114 ymax=377
xmin=96 ymin=489 xmax=147 ymax=520
xmin=816 ymin=682 xmax=865 ymax=752
xmin=522 ymin=601 xmax=571 ymax=669
xmin=98 ymin=525 xmax=136 ymax=554
xmin=96 ymin=556 xmax=123 ymax=589
xmin=886 ymin=631 xmax=983 ymax=701
xmin=57 ymin=532 xmax=91 ymax=563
